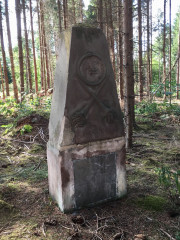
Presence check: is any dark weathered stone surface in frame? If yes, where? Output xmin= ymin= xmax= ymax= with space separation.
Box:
xmin=65 ymin=27 xmax=124 ymax=144
xmin=73 ymin=153 xmax=116 ymax=208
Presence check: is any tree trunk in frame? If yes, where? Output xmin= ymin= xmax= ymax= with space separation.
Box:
xmin=105 ymin=1 xmax=109 ymax=42
xmin=0 ymin=2 xmax=10 ymax=97
xmin=138 ymin=0 xmax=143 ymax=101
xmin=97 ymin=0 xmax=103 ymax=30
xmin=123 ymin=0 xmax=134 ymax=149
xmin=41 ymin=0 xmax=50 ymax=90
xmin=177 ymin=21 xmax=180 ymax=99
xmin=79 ymin=0 xmax=83 ymax=23
xmin=22 ymin=0 xmax=32 ymax=93
xmin=118 ymin=0 xmax=124 ymax=101
xmin=0 ymin=60 xmax=5 ymax=99
xmin=147 ymin=0 xmax=151 ymax=99
xmin=37 ymin=0 xmax=44 ymax=90
xmin=63 ymin=0 xmax=68 ymax=29
xmin=169 ymin=0 xmax=172 ymax=104
xmin=30 ymin=0 xmax=38 ymax=93
xmin=15 ymin=0 xmax=24 ymax=99
xmin=163 ymin=0 xmax=166 ymax=98
xmin=107 ymin=0 xmax=115 ymax=75
xmin=5 ymin=0 xmax=18 ymax=101
xmin=57 ymin=0 xmax=62 ymax=33
xmin=72 ymin=0 xmax=76 ymax=24
xmin=39 ymin=0 xmax=50 ymax=92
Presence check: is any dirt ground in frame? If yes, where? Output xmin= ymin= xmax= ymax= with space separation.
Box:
xmin=0 ymin=112 xmax=179 ymax=240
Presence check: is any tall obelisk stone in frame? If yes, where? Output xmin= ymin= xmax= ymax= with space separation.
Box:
xmin=47 ymin=27 xmax=127 ymax=213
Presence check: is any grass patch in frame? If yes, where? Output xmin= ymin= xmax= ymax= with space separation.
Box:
xmin=29 ymin=144 xmax=44 ymax=153
xmin=17 ymin=165 xmax=48 ymax=182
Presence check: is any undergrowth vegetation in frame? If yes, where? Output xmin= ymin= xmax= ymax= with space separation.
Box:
xmin=0 ymin=95 xmax=51 ymax=120
xmin=0 ymin=96 xmax=179 ymax=240
xmin=135 ymin=100 xmax=180 ymax=116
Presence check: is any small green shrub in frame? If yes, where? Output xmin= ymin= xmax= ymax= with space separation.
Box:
xmin=20 ymin=124 xmax=33 ymax=135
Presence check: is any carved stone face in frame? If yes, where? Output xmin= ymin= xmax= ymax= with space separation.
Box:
xmin=79 ymin=54 xmax=105 ymax=86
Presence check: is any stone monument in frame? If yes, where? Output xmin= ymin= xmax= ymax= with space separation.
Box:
xmin=47 ymin=26 xmax=127 ymax=213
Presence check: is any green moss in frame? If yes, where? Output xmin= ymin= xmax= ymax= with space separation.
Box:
xmin=135 ymin=195 xmax=167 ymax=211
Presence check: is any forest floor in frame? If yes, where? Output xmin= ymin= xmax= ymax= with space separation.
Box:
xmin=0 ymin=97 xmax=180 ymax=240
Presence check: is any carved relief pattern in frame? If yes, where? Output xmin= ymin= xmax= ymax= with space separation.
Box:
xmin=79 ymin=54 xmax=106 ymax=86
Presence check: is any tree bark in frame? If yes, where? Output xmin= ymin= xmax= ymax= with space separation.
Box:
xmin=97 ymin=0 xmax=103 ymax=30
xmin=72 ymin=0 xmax=76 ymax=24
xmin=30 ymin=0 xmax=38 ymax=93
xmin=37 ymin=0 xmax=44 ymax=90
xmin=40 ymin=0 xmax=50 ymax=90
xmin=15 ymin=0 xmax=24 ymax=99
xmin=177 ymin=21 xmax=180 ymax=99
xmin=5 ymin=0 xmax=18 ymax=101
xmin=138 ymin=0 xmax=143 ymax=101
xmin=79 ymin=0 xmax=83 ymax=23
xmin=118 ymin=0 xmax=124 ymax=101
xmin=0 ymin=60 xmax=5 ymax=99
xmin=0 ymin=2 xmax=10 ymax=97
xmin=169 ymin=0 xmax=172 ymax=104
xmin=63 ymin=0 xmax=68 ymax=29
xmin=107 ymin=0 xmax=115 ymax=75
xmin=123 ymin=0 xmax=134 ymax=149
xmin=22 ymin=0 xmax=32 ymax=93
xmin=163 ymin=0 xmax=166 ymax=98
xmin=147 ymin=0 xmax=151 ymax=99
xmin=57 ymin=0 xmax=62 ymax=33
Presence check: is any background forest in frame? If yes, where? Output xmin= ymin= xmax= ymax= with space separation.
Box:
xmin=0 ymin=1 xmax=180 ymax=240
xmin=0 ymin=0 xmax=180 ymax=147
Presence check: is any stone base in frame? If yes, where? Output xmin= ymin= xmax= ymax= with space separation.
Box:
xmin=47 ymin=137 xmax=126 ymax=213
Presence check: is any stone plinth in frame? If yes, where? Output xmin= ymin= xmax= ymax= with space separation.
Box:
xmin=47 ymin=27 xmax=127 ymax=212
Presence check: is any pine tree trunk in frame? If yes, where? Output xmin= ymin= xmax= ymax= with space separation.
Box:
xmin=118 ymin=0 xmax=124 ymax=101
xmin=147 ymin=0 xmax=151 ymax=99
xmin=22 ymin=0 xmax=32 ymax=93
xmin=5 ymin=0 xmax=18 ymax=101
xmin=79 ymin=0 xmax=83 ymax=23
xmin=63 ymin=0 xmax=68 ymax=29
xmin=72 ymin=0 xmax=76 ymax=24
xmin=30 ymin=0 xmax=38 ymax=93
xmin=138 ymin=0 xmax=143 ymax=101
xmin=177 ymin=21 xmax=180 ymax=99
xmin=57 ymin=0 xmax=62 ymax=33
xmin=123 ymin=0 xmax=134 ymax=149
xmin=105 ymin=1 xmax=109 ymax=42
xmin=97 ymin=0 xmax=103 ymax=30
xmin=0 ymin=60 xmax=5 ymax=99
xmin=169 ymin=0 xmax=172 ymax=104
xmin=40 ymin=0 xmax=50 ymax=90
xmin=150 ymin=0 xmax=153 ymax=96
xmin=107 ymin=0 xmax=115 ymax=75
xmin=0 ymin=2 xmax=10 ymax=97
xmin=37 ymin=0 xmax=44 ymax=90
xmin=15 ymin=0 xmax=24 ymax=99
xmin=163 ymin=0 xmax=166 ymax=98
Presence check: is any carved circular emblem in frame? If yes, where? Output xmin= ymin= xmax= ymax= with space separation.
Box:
xmin=78 ymin=53 xmax=106 ymax=86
